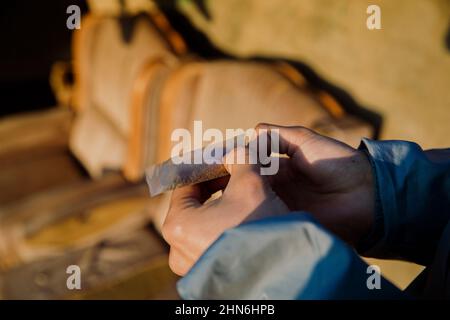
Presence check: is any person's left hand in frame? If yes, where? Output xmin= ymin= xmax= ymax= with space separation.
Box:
xmin=162 ymin=147 xmax=289 ymax=276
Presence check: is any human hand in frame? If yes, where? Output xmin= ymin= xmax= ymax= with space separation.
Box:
xmin=162 ymin=147 xmax=289 ymax=276
xmin=163 ymin=125 xmax=374 ymax=275
xmin=259 ymin=123 xmax=375 ymax=245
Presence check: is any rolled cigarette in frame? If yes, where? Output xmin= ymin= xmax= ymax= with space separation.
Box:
xmin=145 ymin=135 xmax=247 ymax=197
xmin=146 ymin=160 xmax=229 ymax=197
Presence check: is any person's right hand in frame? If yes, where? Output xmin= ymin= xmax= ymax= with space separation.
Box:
xmin=258 ymin=124 xmax=375 ymax=244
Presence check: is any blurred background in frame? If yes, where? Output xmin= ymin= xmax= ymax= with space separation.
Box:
xmin=0 ymin=0 xmax=449 ymax=299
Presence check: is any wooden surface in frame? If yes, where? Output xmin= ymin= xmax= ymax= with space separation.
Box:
xmin=0 ymin=173 xmax=153 ymax=270
xmin=0 ymin=228 xmax=177 ymax=299
xmin=0 ymin=107 xmax=177 ymax=299
xmin=0 ymin=108 xmax=86 ymax=206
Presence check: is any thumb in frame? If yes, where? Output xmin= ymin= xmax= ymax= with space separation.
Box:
xmin=255 ymin=123 xmax=315 ymax=158
xmin=222 ymin=146 xmax=290 ymax=221
xmin=222 ymin=146 xmax=269 ymax=200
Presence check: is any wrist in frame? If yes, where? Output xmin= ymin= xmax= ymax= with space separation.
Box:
xmin=354 ymin=147 xmax=381 ymax=251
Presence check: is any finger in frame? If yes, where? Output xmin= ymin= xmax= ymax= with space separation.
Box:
xmin=168 ymin=247 xmax=194 ymax=276
xmin=257 ymin=123 xmax=356 ymax=161
xmin=171 ymin=172 xmax=232 ymax=209
xmin=266 ymin=157 xmax=297 ymax=185
xmin=222 ymin=146 xmax=260 ymax=177
xmin=256 ymin=123 xmax=315 ymax=157
xmin=255 ymin=123 xmax=332 ymax=175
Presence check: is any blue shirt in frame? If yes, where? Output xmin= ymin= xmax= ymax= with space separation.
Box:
xmin=178 ymin=139 xmax=450 ymax=299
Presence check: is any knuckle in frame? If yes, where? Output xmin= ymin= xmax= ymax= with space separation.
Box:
xmin=168 ymin=250 xmax=188 ymax=276
xmin=161 ymin=216 xmax=185 ymax=245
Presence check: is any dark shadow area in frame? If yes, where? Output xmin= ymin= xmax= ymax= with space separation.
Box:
xmin=155 ymin=0 xmax=230 ymax=59
xmin=274 ymin=58 xmax=383 ymax=139
xmin=1 ymin=0 xmax=383 ymax=136
xmin=0 ymin=0 xmax=88 ymax=117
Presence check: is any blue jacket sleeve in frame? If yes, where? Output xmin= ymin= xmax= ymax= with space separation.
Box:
xmin=357 ymin=139 xmax=450 ymax=265
xmin=178 ymin=213 xmax=403 ymax=299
